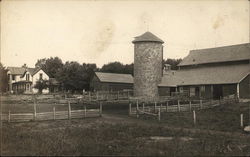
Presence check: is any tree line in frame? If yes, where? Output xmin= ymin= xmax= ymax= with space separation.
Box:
xmin=0 ymin=57 xmax=182 ymax=93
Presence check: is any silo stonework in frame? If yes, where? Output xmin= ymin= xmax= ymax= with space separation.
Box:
xmin=133 ymin=32 xmax=164 ymax=99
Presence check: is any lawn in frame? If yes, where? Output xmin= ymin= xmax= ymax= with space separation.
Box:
xmin=1 ymin=117 xmax=250 ymax=156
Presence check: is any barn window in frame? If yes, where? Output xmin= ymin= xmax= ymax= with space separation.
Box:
xmin=179 ymin=87 xmax=183 ymax=93
xmin=190 ymin=87 xmax=195 ymax=96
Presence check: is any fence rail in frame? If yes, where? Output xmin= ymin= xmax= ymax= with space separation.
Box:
xmin=129 ymin=96 xmax=238 ymax=121
xmin=1 ymin=99 xmax=102 ymax=123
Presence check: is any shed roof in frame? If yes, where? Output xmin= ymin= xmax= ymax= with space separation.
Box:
xmin=95 ymin=72 xmax=133 ymax=84
xmin=179 ymin=43 xmax=250 ymax=66
xmin=159 ymin=64 xmax=250 ymax=87
xmin=132 ymin=31 xmax=164 ymax=43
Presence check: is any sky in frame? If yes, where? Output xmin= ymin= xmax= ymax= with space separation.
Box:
xmin=1 ymin=0 xmax=249 ymax=68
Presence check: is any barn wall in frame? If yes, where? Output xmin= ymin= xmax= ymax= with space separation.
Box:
xmin=90 ymin=75 xmax=102 ymax=91
xmin=107 ymin=83 xmax=133 ymax=91
xmin=222 ymin=84 xmax=237 ymax=97
xmin=90 ymin=75 xmax=133 ymax=92
xmin=158 ymin=87 xmax=170 ymax=96
xmin=239 ymin=75 xmax=250 ymax=98
xmin=204 ymin=85 xmax=213 ymax=99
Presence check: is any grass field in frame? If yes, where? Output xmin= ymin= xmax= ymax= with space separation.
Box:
xmin=137 ymin=102 xmax=250 ymax=133
xmin=1 ymin=95 xmax=250 ymax=156
xmin=1 ymin=116 xmax=250 ymax=156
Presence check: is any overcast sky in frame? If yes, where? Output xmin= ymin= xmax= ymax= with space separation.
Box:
xmin=1 ymin=0 xmax=249 ymax=68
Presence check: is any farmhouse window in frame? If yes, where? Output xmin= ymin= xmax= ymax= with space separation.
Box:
xmin=39 ymin=73 xmax=43 ymax=80
xmin=26 ymin=74 xmax=30 ymax=81
xmin=12 ymin=75 xmax=15 ymax=81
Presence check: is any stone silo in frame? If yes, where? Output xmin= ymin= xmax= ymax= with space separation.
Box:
xmin=132 ymin=32 xmax=164 ymax=99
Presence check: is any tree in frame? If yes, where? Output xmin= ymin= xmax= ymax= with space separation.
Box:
xmin=163 ymin=58 xmax=183 ymax=70
xmin=100 ymin=62 xmax=124 ymax=74
xmin=0 ymin=63 xmax=8 ymax=93
xmin=34 ymin=79 xmax=49 ymax=94
xmin=100 ymin=62 xmax=133 ymax=75
xmin=56 ymin=62 xmax=97 ymax=92
xmin=35 ymin=57 xmax=63 ymax=78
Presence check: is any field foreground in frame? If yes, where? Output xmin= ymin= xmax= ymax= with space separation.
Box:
xmin=1 ymin=113 xmax=250 ymax=156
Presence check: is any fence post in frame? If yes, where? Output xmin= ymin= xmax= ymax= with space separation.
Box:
xmin=84 ymin=105 xmax=86 ymax=118
xmin=158 ymin=108 xmax=161 ymax=121
xmin=8 ymin=110 xmax=10 ymax=123
xmin=89 ymin=92 xmax=91 ymax=101
xmin=189 ymin=100 xmax=192 ymax=112
xmin=200 ymin=100 xmax=203 ymax=110
xmin=154 ymin=102 xmax=157 ymax=112
xmin=136 ymin=108 xmax=139 ymax=118
xmin=53 ymin=107 xmax=56 ymax=120
xmin=129 ymin=103 xmax=132 ymax=116
xmin=166 ymin=101 xmax=168 ymax=112
xmin=178 ymin=100 xmax=180 ymax=112
xmin=193 ymin=110 xmax=196 ymax=126
xmin=97 ymin=91 xmax=99 ymax=101
xmin=240 ymin=114 xmax=244 ymax=127
xmin=33 ymin=101 xmax=37 ymax=121
xmin=136 ymin=100 xmax=139 ymax=110
xmin=68 ymin=101 xmax=71 ymax=120
xmin=142 ymin=103 xmax=145 ymax=112
xmin=117 ymin=91 xmax=119 ymax=100
xmin=99 ymin=101 xmax=102 ymax=117
xmin=160 ymin=103 xmax=162 ymax=111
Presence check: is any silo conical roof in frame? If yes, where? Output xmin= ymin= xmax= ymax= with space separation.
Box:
xmin=132 ymin=31 xmax=164 ymax=43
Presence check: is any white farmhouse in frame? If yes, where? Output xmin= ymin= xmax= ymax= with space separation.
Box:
xmin=7 ymin=67 xmax=50 ymax=94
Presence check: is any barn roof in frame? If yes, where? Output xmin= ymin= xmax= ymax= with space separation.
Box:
xmin=7 ymin=67 xmax=26 ymax=75
xmin=159 ymin=64 xmax=250 ymax=87
xmin=132 ymin=31 xmax=164 ymax=43
xmin=179 ymin=43 xmax=250 ymax=66
xmin=95 ymin=72 xmax=133 ymax=84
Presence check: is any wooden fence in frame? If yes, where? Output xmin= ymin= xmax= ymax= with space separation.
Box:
xmin=83 ymin=90 xmax=133 ymax=102
xmin=129 ymin=96 xmax=238 ymax=121
xmin=1 ymin=101 xmax=102 ymax=123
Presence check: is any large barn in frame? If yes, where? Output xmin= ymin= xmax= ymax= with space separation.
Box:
xmin=159 ymin=43 xmax=250 ymax=99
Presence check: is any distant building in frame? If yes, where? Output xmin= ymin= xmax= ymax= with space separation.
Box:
xmin=6 ymin=67 xmax=55 ymax=94
xmin=90 ymin=72 xmax=133 ymax=92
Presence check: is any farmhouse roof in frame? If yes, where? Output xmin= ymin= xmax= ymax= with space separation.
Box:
xmin=132 ymin=31 xmax=164 ymax=43
xmin=20 ymin=67 xmax=41 ymax=78
xmin=179 ymin=43 xmax=250 ymax=66
xmin=95 ymin=72 xmax=133 ymax=84
xmin=159 ymin=64 xmax=250 ymax=87
xmin=7 ymin=67 xmax=26 ymax=75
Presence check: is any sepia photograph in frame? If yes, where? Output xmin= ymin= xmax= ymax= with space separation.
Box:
xmin=0 ymin=0 xmax=250 ymax=156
